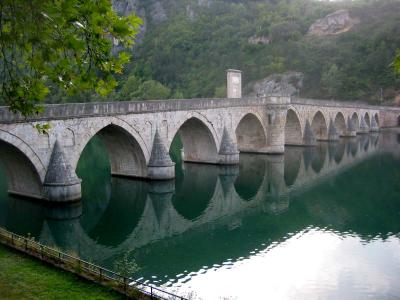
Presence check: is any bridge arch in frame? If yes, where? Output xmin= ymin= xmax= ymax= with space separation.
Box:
xmin=235 ymin=113 xmax=267 ymax=152
xmin=285 ymin=108 xmax=303 ymax=145
xmin=171 ymin=117 xmax=219 ymax=164
xmin=77 ymin=123 xmax=148 ymax=178
xmin=0 ymin=139 xmax=43 ymax=199
xmin=311 ymin=111 xmax=328 ymax=140
xmin=374 ymin=113 xmax=379 ymax=126
xmin=351 ymin=112 xmax=360 ymax=131
xmin=0 ymin=130 xmax=46 ymax=181
xmin=364 ymin=112 xmax=371 ymax=128
xmin=334 ymin=112 xmax=346 ymax=136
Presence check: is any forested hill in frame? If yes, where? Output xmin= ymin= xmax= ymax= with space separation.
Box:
xmin=60 ymin=0 xmax=400 ymax=104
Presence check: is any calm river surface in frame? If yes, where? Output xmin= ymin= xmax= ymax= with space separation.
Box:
xmin=1 ymin=130 xmax=400 ymax=299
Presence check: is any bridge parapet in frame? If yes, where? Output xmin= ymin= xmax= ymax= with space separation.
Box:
xmin=0 ymin=96 xmax=290 ymax=124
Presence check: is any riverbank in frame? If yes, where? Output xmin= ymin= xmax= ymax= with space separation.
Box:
xmin=0 ymin=244 xmax=124 ymax=299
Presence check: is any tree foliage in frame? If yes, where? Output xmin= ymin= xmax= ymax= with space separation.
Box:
xmin=0 ymin=0 xmax=141 ymax=116
xmin=395 ymin=51 xmax=400 ymax=75
xmin=131 ymin=0 xmax=400 ymax=102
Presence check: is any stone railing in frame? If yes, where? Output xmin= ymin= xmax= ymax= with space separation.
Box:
xmin=0 ymin=96 xmax=290 ymax=124
xmin=292 ymin=97 xmax=400 ymax=111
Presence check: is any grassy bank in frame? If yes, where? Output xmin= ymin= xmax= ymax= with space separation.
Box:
xmin=0 ymin=244 xmax=124 ymax=300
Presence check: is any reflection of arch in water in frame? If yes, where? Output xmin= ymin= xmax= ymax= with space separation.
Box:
xmin=171 ymin=117 xmax=219 ymax=164
xmin=173 ymin=163 xmax=218 ymax=221
xmin=360 ymin=135 xmax=370 ymax=152
xmin=234 ymin=154 xmax=266 ymax=201
xmin=347 ymin=138 xmax=359 ymax=157
xmin=311 ymin=144 xmax=327 ymax=173
xmin=77 ymin=124 xmax=148 ymax=178
xmin=351 ymin=113 xmax=360 ymax=131
xmin=284 ymin=147 xmax=302 ymax=187
xmin=84 ymin=178 xmax=148 ymax=247
xmin=333 ymin=141 xmax=346 ymax=164
xmin=236 ymin=113 xmax=267 ymax=152
xmin=285 ymin=108 xmax=303 ymax=145
xmin=311 ymin=111 xmax=328 ymax=141
xmin=334 ymin=112 xmax=346 ymax=136
xmin=2 ymin=197 xmax=46 ymax=238
xmin=0 ymin=140 xmax=43 ymax=199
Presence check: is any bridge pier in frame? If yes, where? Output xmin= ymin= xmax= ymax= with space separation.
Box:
xmin=263 ymin=106 xmax=287 ymax=153
xmin=342 ymin=117 xmax=357 ymax=137
xmin=147 ymin=130 xmax=175 ymax=180
xmin=358 ymin=116 xmax=370 ymax=134
xmin=370 ymin=116 xmax=379 ymax=132
xmin=43 ymin=141 xmax=82 ymax=202
xmin=303 ymin=120 xmax=317 ymax=146
xmin=218 ymin=127 xmax=240 ymax=165
xmin=326 ymin=119 xmax=340 ymax=141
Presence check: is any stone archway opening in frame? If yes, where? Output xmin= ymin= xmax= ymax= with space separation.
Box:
xmin=0 ymin=140 xmax=43 ymax=199
xmin=77 ymin=124 xmax=148 ymax=180
xmin=364 ymin=113 xmax=371 ymax=128
xmin=311 ymin=111 xmax=328 ymax=141
xmin=334 ymin=112 xmax=346 ymax=136
xmin=285 ymin=109 xmax=302 ymax=146
xmin=374 ymin=113 xmax=379 ymax=127
xmin=351 ymin=113 xmax=360 ymax=131
xmin=236 ymin=113 xmax=267 ymax=152
xmin=171 ymin=117 xmax=219 ymax=164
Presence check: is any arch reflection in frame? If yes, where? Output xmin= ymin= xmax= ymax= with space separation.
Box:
xmin=234 ymin=154 xmax=266 ymax=201
xmin=172 ymin=163 xmax=218 ymax=221
xmin=284 ymin=147 xmax=302 ymax=187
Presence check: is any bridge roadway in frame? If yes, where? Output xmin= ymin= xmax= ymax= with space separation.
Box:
xmin=0 ymin=93 xmax=399 ymax=201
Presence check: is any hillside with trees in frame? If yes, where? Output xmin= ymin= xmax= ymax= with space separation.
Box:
xmin=125 ymin=0 xmax=400 ymax=104
xmin=2 ymin=0 xmax=399 ymax=107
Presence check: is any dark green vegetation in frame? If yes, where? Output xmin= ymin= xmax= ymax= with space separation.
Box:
xmin=128 ymin=0 xmax=400 ymax=102
xmin=1 ymin=0 xmax=399 ymax=109
xmin=0 ymin=244 xmax=124 ymax=300
xmin=1 ymin=0 xmax=399 ymax=112
xmin=0 ymin=0 xmax=141 ymax=116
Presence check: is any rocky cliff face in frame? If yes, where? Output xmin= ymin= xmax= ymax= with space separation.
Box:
xmin=245 ymin=72 xmax=304 ymax=96
xmin=308 ymin=10 xmax=360 ymax=36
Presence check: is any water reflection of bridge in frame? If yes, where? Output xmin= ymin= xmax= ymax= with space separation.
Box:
xmin=1 ymin=133 xmax=395 ymax=266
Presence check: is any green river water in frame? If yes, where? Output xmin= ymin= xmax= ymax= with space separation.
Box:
xmin=1 ymin=130 xmax=400 ymax=299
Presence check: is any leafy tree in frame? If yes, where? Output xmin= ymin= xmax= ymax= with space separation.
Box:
xmin=321 ymin=64 xmax=342 ymax=98
xmin=117 ymin=75 xmax=171 ymax=100
xmin=0 ymin=0 xmax=141 ymax=116
xmin=395 ymin=51 xmax=400 ymax=75
xmin=113 ymin=250 xmax=140 ymax=278
xmin=137 ymin=80 xmax=171 ymax=100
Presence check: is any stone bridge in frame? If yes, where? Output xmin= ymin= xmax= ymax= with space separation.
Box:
xmin=1 ymin=133 xmax=392 ymax=265
xmin=0 ymin=70 xmax=399 ymax=201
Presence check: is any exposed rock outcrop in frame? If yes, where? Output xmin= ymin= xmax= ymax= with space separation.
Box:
xmin=246 ymin=71 xmax=304 ymax=96
xmin=308 ymin=10 xmax=359 ymax=36
xmin=248 ymin=35 xmax=270 ymax=45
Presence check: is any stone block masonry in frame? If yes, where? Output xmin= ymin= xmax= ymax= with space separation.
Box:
xmin=0 ymin=70 xmax=399 ymax=202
